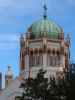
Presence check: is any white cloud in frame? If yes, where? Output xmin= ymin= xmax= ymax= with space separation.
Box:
xmin=0 ymin=0 xmax=74 ymax=15
xmin=0 ymin=34 xmax=20 ymax=51
xmin=0 ymin=0 xmax=41 ymax=20
xmin=0 ymin=34 xmax=19 ymax=42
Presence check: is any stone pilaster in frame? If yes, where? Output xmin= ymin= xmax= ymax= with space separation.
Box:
xmin=25 ymin=39 xmax=29 ymax=79
xmin=43 ymin=38 xmax=47 ymax=67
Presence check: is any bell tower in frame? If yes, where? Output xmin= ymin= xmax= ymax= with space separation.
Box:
xmin=19 ymin=0 xmax=70 ymax=79
xmin=5 ymin=66 xmax=13 ymax=88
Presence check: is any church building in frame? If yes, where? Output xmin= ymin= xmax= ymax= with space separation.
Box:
xmin=0 ymin=3 xmax=70 ymax=100
xmin=20 ymin=5 xmax=70 ymax=79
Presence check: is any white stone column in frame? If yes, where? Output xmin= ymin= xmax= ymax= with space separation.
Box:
xmin=60 ymin=40 xmax=65 ymax=68
xmin=43 ymin=53 xmax=47 ymax=67
xmin=42 ymin=38 xmax=47 ymax=68
xmin=60 ymin=55 xmax=65 ymax=68
xmin=24 ymin=39 xmax=30 ymax=79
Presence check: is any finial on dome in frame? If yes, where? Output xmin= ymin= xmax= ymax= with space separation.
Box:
xmin=43 ymin=0 xmax=47 ymax=19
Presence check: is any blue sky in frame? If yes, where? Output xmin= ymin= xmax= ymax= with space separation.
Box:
xmin=0 ymin=0 xmax=75 ymax=79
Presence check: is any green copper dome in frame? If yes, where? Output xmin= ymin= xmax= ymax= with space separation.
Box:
xmin=28 ymin=18 xmax=63 ymax=39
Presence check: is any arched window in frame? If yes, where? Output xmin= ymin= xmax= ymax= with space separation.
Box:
xmin=51 ymin=49 xmax=56 ymax=66
xmin=47 ymin=49 xmax=51 ymax=66
xmin=49 ymin=56 xmax=52 ymax=66
xmin=51 ymin=56 xmax=55 ymax=66
xmin=48 ymin=55 xmax=52 ymax=66
xmin=47 ymin=55 xmax=50 ymax=66
xmin=49 ymin=55 xmax=57 ymax=66
xmin=29 ymin=49 xmax=43 ymax=66
xmin=39 ymin=54 xmax=43 ymax=65
xmin=56 ymin=55 xmax=60 ymax=66
xmin=53 ymin=56 xmax=56 ymax=66
xmin=36 ymin=55 xmax=39 ymax=65
xmin=29 ymin=50 xmax=33 ymax=66
xmin=56 ymin=50 xmax=60 ymax=66
xmin=39 ymin=49 xmax=43 ymax=65
xmin=33 ymin=55 xmax=36 ymax=66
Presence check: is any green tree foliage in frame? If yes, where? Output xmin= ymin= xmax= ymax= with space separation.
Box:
xmin=15 ymin=69 xmax=75 ymax=100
